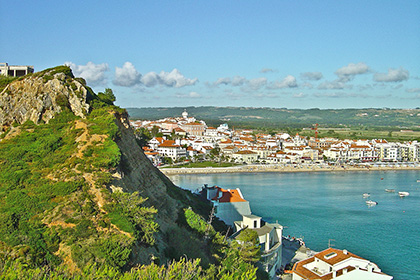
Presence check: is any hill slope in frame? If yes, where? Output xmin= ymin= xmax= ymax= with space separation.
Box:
xmin=0 ymin=67 xmax=260 ymax=279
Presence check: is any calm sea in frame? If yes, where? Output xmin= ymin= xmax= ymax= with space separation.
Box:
xmin=169 ymin=170 xmax=420 ymax=280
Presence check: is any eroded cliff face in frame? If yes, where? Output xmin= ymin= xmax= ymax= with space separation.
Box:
xmin=0 ymin=67 xmax=91 ymax=132
xmin=112 ymin=112 xmax=190 ymax=262
xmin=0 ymin=67 xmax=219 ymax=267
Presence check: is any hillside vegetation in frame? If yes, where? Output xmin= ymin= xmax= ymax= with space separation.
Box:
xmin=0 ymin=67 xmax=265 ymax=279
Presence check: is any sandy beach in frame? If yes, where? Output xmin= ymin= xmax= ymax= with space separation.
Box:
xmin=160 ymin=164 xmax=420 ymax=176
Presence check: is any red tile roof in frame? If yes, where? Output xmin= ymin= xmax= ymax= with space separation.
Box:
xmin=212 ymin=187 xmax=247 ymax=203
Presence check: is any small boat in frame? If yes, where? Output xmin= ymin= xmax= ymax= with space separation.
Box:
xmin=363 ymin=193 xmax=370 ymax=198
xmin=366 ymin=200 xmax=378 ymax=206
xmin=385 ymin=188 xmax=395 ymax=193
xmin=416 ymin=179 xmax=420 ymax=183
xmin=398 ymin=192 xmax=410 ymax=197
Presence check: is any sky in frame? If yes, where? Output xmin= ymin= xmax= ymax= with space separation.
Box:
xmin=1 ymin=1 xmax=420 ymax=109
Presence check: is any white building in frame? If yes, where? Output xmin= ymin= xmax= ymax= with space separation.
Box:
xmin=0 ymin=62 xmax=34 ymax=77
xmin=292 ymin=248 xmax=393 ymax=280
xmin=157 ymin=140 xmax=187 ymax=160
xmin=201 ymin=185 xmax=252 ymax=227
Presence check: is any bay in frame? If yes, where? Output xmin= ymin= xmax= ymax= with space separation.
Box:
xmin=169 ymin=170 xmax=420 ymax=280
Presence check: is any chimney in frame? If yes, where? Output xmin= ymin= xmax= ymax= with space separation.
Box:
xmin=343 ymin=249 xmax=348 ymax=255
xmin=332 ymin=270 xmax=336 ymax=278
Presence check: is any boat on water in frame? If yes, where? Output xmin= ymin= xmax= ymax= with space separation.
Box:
xmin=363 ymin=193 xmax=370 ymax=198
xmin=398 ymin=191 xmax=410 ymax=197
xmin=385 ymin=188 xmax=395 ymax=193
xmin=366 ymin=200 xmax=378 ymax=206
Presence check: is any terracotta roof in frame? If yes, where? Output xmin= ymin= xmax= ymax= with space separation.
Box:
xmin=182 ymin=122 xmax=205 ymax=126
xmin=158 ymin=140 xmax=181 ymax=148
xmin=235 ymin=150 xmax=256 ymax=155
xmin=292 ymin=248 xmax=367 ymax=280
xmin=212 ymin=187 xmax=247 ymax=203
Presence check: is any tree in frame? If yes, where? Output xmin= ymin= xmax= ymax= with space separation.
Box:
xmin=98 ymin=88 xmax=116 ymax=105
xmin=151 ymin=126 xmax=161 ymax=137
xmin=235 ymin=229 xmax=261 ymax=264
xmin=135 ymin=127 xmax=152 ymax=147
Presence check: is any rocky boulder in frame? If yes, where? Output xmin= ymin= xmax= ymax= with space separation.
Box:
xmin=0 ymin=66 xmax=92 ymax=132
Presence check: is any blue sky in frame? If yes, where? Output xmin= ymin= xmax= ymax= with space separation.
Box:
xmin=1 ymin=1 xmax=420 ymax=109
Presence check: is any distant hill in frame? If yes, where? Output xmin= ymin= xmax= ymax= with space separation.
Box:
xmin=126 ymin=107 xmax=420 ymax=130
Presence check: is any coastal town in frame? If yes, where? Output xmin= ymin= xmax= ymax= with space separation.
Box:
xmin=130 ymin=110 xmax=420 ymax=170
xmin=130 ymin=110 xmax=412 ymax=279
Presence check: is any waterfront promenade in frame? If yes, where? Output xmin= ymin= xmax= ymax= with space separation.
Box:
xmin=160 ymin=163 xmax=420 ymax=175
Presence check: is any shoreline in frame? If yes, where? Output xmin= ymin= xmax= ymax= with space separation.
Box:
xmin=160 ymin=164 xmax=420 ymax=175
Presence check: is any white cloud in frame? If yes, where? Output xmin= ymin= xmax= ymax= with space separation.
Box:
xmin=65 ymin=61 xmax=109 ymax=86
xmin=113 ymin=64 xmax=198 ymax=88
xmin=406 ymin=88 xmax=420 ymax=93
xmin=140 ymin=72 xmax=160 ymax=87
xmin=267 ymin=75 xmax=298 ymax=89
xmin=301 ymin=72 xmax=323 ymax=81
xmin=189 ymin=91 xmax=201 ymax=98
xmin=374 ymin=67 xmax=409 ymax=82
xmin=302 ymin=82 xmax=314 ymax=89
xmin=318 ymin=80 xmax=352 ymax=90
xmin=214 ymin=77 xmax=231 ymax=86
xmin=335 ymin=62 xmax=370 ymax=78
xmin=231 ymin=76 xmax=247 ymax=86
xmin=293 ymin=92 xmax=306 ymax=98
xmin=175 ymin=91 xmax=202 ymax=99
xmin=113 ymin=62 xmax=142 ymax=87
xmin=247 ymin=77 xmax=267 ymax=90
xmin=158 ymin=69 xmax=198 ymax=88
xmin=260 ymin=68 xmax=277 ymax=73
xmin=213 ymin=76 xmax=246 ymax=87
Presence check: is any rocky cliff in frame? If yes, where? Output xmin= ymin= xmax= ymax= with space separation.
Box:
xmin=0 ymin=66 xmax=224 ymax=270
xmin=0 ymin=66 xmax=92 ymax=132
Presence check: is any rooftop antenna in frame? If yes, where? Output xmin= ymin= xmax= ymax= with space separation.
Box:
xmin=328 ymin=239 xmax=335 ymax=248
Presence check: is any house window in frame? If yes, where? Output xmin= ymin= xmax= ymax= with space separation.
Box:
xmin=254 ymin=220 xmax=257 ymax=228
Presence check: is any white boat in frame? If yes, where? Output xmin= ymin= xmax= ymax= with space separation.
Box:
xmin=363 ymin=193 xmax=370 ymax=198
xmin=366 ymin=200 xmax=378 ymax=205
xmin=398 ymin=191 xmax=410 ymax=197
xmin=385 ymin=188 xmax=395 ymax=193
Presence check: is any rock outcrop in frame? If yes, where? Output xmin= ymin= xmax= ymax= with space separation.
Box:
xmin=0 ymin=66 xmax=92 ymax=132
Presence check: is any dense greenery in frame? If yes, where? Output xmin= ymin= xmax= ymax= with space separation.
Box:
xmin=0 ymin=68 xmax=263 ymax=279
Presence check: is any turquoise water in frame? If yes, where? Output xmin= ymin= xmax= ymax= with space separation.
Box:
xmin=169 ymin=170 xmax=420 ymax=280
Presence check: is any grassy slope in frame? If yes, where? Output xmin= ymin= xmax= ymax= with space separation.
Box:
xmin=0 ymin=68 xmax=263 ymax=279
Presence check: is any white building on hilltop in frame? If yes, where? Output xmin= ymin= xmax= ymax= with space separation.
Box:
xmin=291 ymin=247 xmax=393 ymax=280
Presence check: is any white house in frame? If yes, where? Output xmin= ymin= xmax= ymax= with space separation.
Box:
xmin=232 ymin=150 xmax=259 ymax=163
xmin=201 ymin=185 xmax=251 ymax=227
xmin=291 ymin=247 xmax=393 ymax=280
xmin=157 ymin=140 xmax=187 ymax=161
